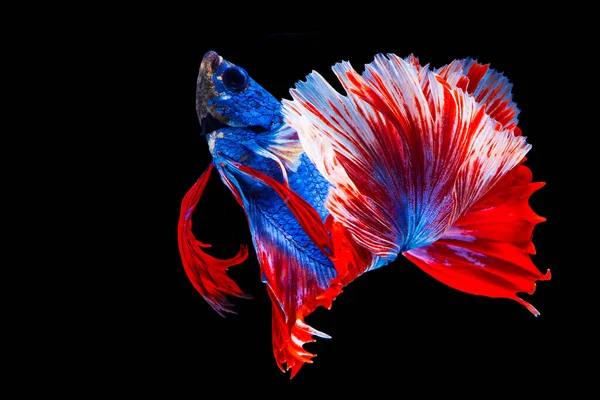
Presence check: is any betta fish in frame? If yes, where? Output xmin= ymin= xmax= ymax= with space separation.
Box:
xmin=178 ymin=50 xmax=549 ymax=377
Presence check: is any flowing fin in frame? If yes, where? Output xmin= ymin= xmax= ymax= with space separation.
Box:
xmin=404 ymin=164 xmax=549 ymax=315
xmin=260 ymin=124 xmax=304 ymax=172
xmin=283 ymin=54 xmax=530 ymax=259
xmin=245 ymin=124 xmax=304 ymax=182
xmin=177 ymin=163 xmax=250 ymax=317
xmin=436 ymin=58 xmax=519 ymax=131
xmin=222 ymin=159 xmax=375 ymax=378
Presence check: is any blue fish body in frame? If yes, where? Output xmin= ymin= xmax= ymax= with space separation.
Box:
xmin=208 ymin=126 xmax=336 ymax=286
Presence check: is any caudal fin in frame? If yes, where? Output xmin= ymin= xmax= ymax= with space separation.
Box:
xmin=283 ymin=53 xmax=548 ymax=314
xmin=283 ymin=54 xmax=531 ymax=258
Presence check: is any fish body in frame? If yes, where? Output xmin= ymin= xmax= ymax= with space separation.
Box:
xmin=179 ymin=50 xmax=549 ymax=377
xmin=197 ymin=50 xmax=342 ymax=292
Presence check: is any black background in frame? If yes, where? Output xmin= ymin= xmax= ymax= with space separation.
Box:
xmin=77 ymin=19 xmax=580 ymax=396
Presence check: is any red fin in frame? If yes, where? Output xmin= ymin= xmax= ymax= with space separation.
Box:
xmin=270 ymin=217 xmax=374 ymax=378
xmin=225 ymin=160 xmax=374 ymax=377
xmin=177 ymin=163 xmax=250 ymax=317
xmin=404 ymin=165 xmax=549 ymax=315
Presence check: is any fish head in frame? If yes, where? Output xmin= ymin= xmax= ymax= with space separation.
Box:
xmin=196 ymin=51 xmax=282 ymax=136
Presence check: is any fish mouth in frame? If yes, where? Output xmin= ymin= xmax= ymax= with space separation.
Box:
xmin=201 ymin=113 xmax=269 ymax=135
xmin=201 ymin=51 xmax=222 ymax=75
xmin=196 ymin=51 xmax=223 ymax=123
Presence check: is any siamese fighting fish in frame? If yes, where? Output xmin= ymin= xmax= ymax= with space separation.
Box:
xmin=178 ymin=50 xmax=549 ymax=377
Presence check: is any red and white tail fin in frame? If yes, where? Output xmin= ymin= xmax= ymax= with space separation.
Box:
xmin=283 ymin=54 xmax=530 ymax=258
xmin=177 ymin=164 xmax=250 ymax=317
xmin=283 ymin=53 xmax=548 ymax=314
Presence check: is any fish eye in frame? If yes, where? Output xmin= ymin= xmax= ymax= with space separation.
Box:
xmin=222 ymin=67 xmax=249 ymax=92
